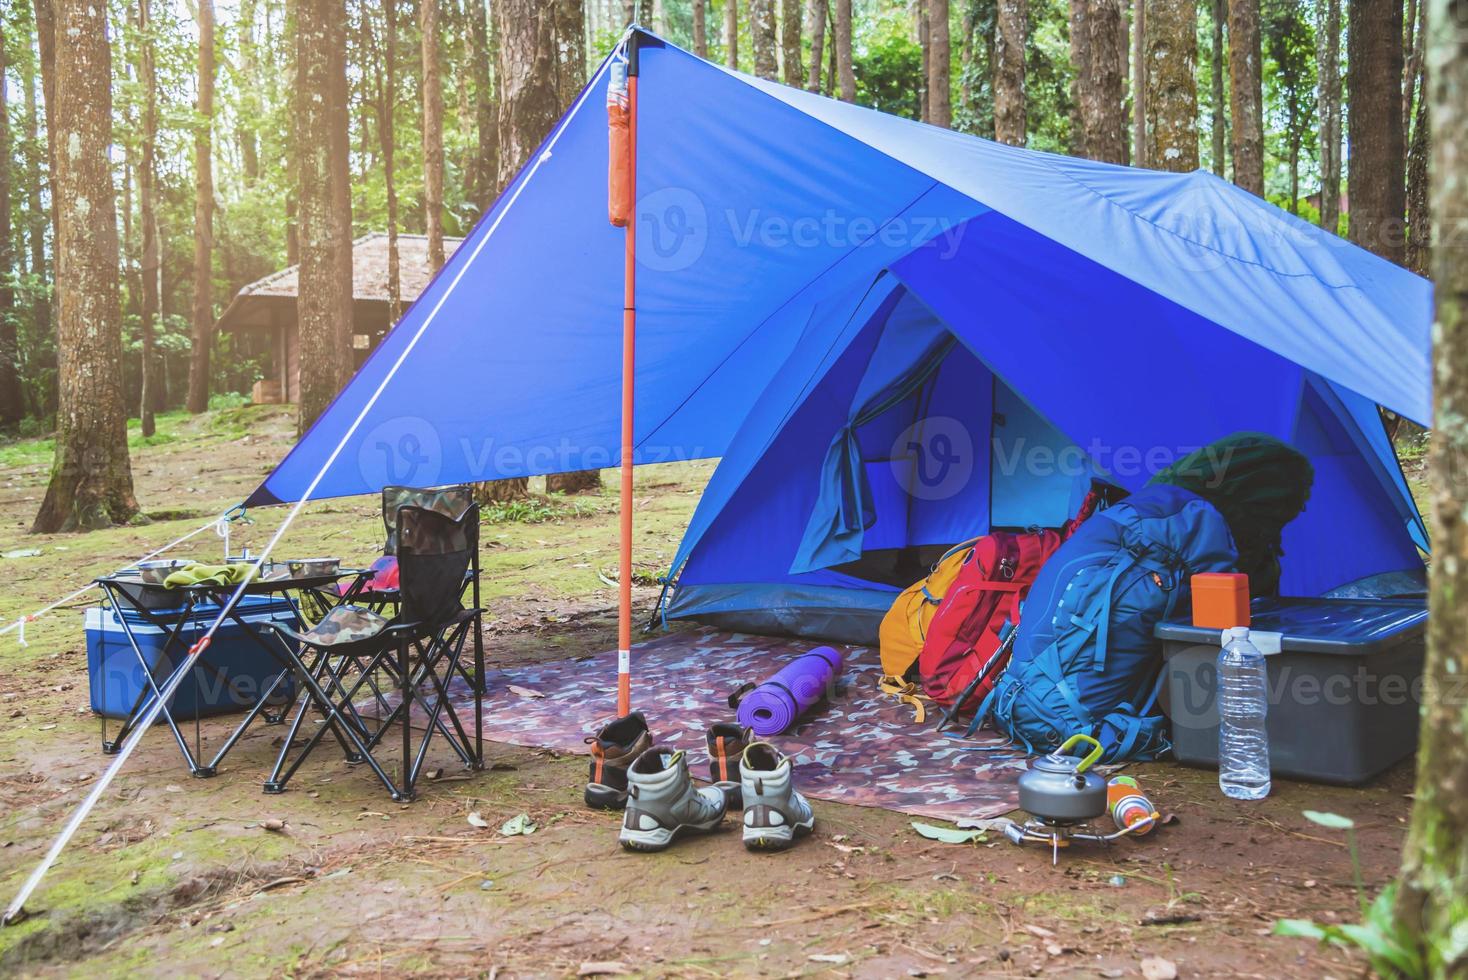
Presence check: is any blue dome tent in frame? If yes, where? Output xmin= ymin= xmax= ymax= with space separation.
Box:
xmin=246 ymin=30 xmax=1429 ymax=645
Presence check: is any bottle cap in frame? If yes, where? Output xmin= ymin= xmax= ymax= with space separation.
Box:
xmin=1222 ymin=626 xmax=1251 ymax=641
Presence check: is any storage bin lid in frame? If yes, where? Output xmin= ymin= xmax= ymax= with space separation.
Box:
xmin=1156 ymin=596 xmax=1427 ymax=656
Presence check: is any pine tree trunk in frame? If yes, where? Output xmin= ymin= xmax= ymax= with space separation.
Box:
xmin=1403 ymin=0 xmax=1429 ymax=275
xmin=32 ymin=0 xmax=138 ymax=532
xmin=919 ymin=4 xmax=930 ymax=122
xmin=554 ymin=1 xmax=587 ymax=110
xmin=959 ymin=4 xmax=976 ymax=124
xmin=238 ymin=0 xmax=263 ymax=184
xmin=0 ymin=17 xmax=22 ymax=430
xmin=1396 ymin=3 xmax=1468 ymax=966
xmin=1227 ymin=0 xmax=1263 ymax=194
xmin=992 ymin=0 xmax=1023 ymax=141
xmin=328 ymin=0 xmax=353 ymax=368
xmin=471 ymin=0 xmax=498 ymax=213
xmin=295 ymin=0 xmax=354 ymax=433
xmin=1145 ymin=0 xmax=1199 ymax=172
xmin=781 ymin=0 xmax=802 ymax=86
xmin=1068 ymin=0 xmax=1090 ymax=157
xmin=382 ymin=0 xmax=402 ymax=324
xmin=1346 ymin=0 xmax=1406 ymax=263
xmin=834 ymin=0 xmax=854 ymax=100
xmin=693 ymin=0 xmax=708 ymax=56
xmin=1210 ymin=0 xmax=1226 ymax=174
xmin=1317 ymin=0 xmax=1341 ymax=232
xmin=1080 ymin=0 xmax=1125 ymax=161
xmin=185 ymin=0 xmax=216 ymax=414
xmin=751 ymin=0 xmax=777 ymax=79
xmin=726 ymin=0 xmax=739 ymax=69
xmin=137 ymin=0 xmax=161 ymax=435
xmin=421 ymin=0 xmax=446 ymax=273
xmin=806 ymin=0 xmax=826 ymax=91
xmin=32 ymin=0 xmax=59 ymax=419
xmin=928 ymin=0 xmax=953 ymax=129
xmin=1131 ymin=0 xmax=1146 ymax=165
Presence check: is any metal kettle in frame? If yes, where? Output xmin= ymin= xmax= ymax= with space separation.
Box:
xmin=1017 ymin=734 xmax=1108 ymax=825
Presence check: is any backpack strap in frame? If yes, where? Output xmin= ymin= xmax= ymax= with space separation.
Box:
xmin=878 ymin=674 xmax=929 ymax=724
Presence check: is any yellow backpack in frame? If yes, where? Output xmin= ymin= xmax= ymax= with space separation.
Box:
xmin=877 ymin=538 xmax=979 ymax=721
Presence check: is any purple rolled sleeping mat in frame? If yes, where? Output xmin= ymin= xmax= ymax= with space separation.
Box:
xmin=732 ymin=646 xmax=845 ymax=737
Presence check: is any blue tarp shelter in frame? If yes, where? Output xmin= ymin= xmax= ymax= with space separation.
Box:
xmin=247 ymin=30 xmax=1430 ymax=643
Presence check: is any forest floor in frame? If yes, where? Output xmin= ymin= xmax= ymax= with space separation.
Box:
xmin=0 ymin=405 xmax=1428 ymax=978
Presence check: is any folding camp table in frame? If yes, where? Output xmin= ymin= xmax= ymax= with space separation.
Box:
xmin=94 ymin=569 xmax=370 ymax=777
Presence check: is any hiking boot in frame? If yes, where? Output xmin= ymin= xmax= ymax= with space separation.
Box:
xmin=740 ymin=742 xmax=815 ymax=851
xmin=706 ymin=723 xmax=752 ymax=810
xmin=585 ymin=712 xmax=653 ymax=810
xmin=619 ymin=748 xmax=728 ymax=852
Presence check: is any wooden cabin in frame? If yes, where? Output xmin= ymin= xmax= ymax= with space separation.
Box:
xmin=217 ymin=233 xmax=464 ymax=404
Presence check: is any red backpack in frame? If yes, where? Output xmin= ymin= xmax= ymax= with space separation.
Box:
xmin=918 ymin=530 xmax=1063 ymax=710
xmin=917 ymin=483 xmax=1120 ymax=712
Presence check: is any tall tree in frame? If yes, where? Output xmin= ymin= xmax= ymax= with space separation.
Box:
xmin=1346 ymin=0 xmax=1405 ymax=263
xmin=1228 ymin=0 xmax=1264 ymax=194
xmin=1396 ymin=1 xmax=1468 ymax=967
xmin=992 ymin=0 xmax=1023 ymax=141
xmin=805 ymin=0 xmax=825 ymax=90
xmin=237 ymin=0 xmax=264 ymax=183
xmin=834 ymin=0 xmax=854 ymax=101
xmin=31 ymin=0 xmax=57 ymax=417
xmin=1069 ymin=0 xmax=1090 ymax=156
xmin=421 ymin=0 xmax=446 ymax=272
xmin=1145 ymin=0 xmax=1199 ymax=171
xmin=381 ymin=0 xmax=402 ymax=324
xmin=781 ymin=0 xmax=803 ymax=86
xmin=929 ymin=0 xmax=953 ymax=129
xmin=1209 ymin=0 xmax=1226 ymax=174
xmin=693 ymin=0 xmax=709 ymax=57
xmin=725 ymin=0 xmax=739 ymax=69
xmin=136 ymin=0 xmax=162 ymax=435
xmin=1316 ymin=0 xmax=1341 ymax=232
xmin=1403 ymin=0 xmax=1429 ymax=275
xmin=1131 ymin=0 xmax=1146 ymax=164
xmin=1080 ymin=0 xmax=1126 ymax=161
xmin=185 ymin=0 xmax=217 ymax=414
xmin=0 ymin=16 xmax=22 ymax=429
xmin=295 ymin=0 xmax=354 ymax=433
xmin=32 ymin=0 xmax=138 ymax=531
xmin=751 ymin=0 xmax=778 ymax=79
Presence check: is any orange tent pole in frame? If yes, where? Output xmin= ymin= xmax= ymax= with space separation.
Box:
xmin=617 ymin=54 xmax=639 ymax=717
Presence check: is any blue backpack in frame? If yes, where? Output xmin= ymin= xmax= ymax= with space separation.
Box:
xmin=980 ymin=485 xmax=1238 ymax=762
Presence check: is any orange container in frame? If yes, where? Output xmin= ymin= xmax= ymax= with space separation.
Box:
xmin=1191 ymin=572 xmax=1250 ymax=629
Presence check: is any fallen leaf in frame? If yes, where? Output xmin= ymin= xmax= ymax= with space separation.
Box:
xmin=577 ymin=961 xmax=630 ymax=977
xmin=467 ymin=811 xmax=490 ymax=829
xmin=910 ymin=821 xmax=985 ymax=845
xmin=1141 ymin=956 xmax=1178 ymax=980
xmin=500 ymin=813 xmax=537 ymax=836
xmin=507 ymin=685 xmax=546 ymax=699
xmin=808 ymin=953 xmax=849 ymax=965
xmin=1022 ymin=923 xmax=1057 ymax=940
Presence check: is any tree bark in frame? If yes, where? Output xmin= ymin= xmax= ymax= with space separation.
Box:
xmin=693 ymin=0 xmax=708 ymax=56
xmin=1346 ymin=0 xmax=1406 ymax=263
xmin=1131 ymin=0 xmax=1146 ymax=165
xmin=725 ymin=0 xmax=739 ymax=69
xmin=238 ymin=0 xmax=263 ymax=184
xmin=554 ymin=1 xmax=587 ymax=109
xmin=991 ymin=0 xmax=1024 ymax=141
xmin=834 ymin=0 xmax=854 ymax=101
xmin=1145 ymin=0 xmax=1199 ymax=172
xmin=184 ymin=0 xmax=216 ymax=414
xmin=471 ymin=0 xmax=498 ymax=213
xmin=1069 ymin=0 xmax=1090 ymax=156
xmin=32 ymin=0 xmax=138 ymax=532
xmin=295 ymin=0 xmax=354 ymax=433
xmin=0 ymin=16 xmax=22 ymax=430
xmin=1396 ymin=2 xmax=1468 ymax=967
xmin=32 ymin=0 xmax=59 ymax=418
xmin=1316 ymin=0 xmax=1341 ymax=232
xmin=781 ymin=0 xmax=803 ymax=86
xmin=805 ymin=0 xmax=826 ymax=90
xmin=381 ymin=0 xmax=402 ymax=324
xmin=1403 ymin=0 xmax=1429 ymax=275
xmin=750 ymin=0 xmax=777 ymax=79
xmin=1209 ymin=0 xmax=1226 ymax=174
xmin=1227 ymin=0 xmax=1263 ymax=194
xmin=421 ymin=0 xmax=446 ymax=273
xmin=928 ymin=0 xmax=953 ymax=129
xmin=1079 ymin=0 xmax=1125 ymax=161
xmin=137 ymin=0 xmax=162 ymax=435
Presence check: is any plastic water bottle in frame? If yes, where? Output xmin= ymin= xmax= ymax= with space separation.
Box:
xmin=1218 ymin=626 xmax=1271 ymax=800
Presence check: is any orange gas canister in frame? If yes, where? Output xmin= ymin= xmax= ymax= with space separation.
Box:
xmin=1191 ymin=572 xmax=1250 ymax=629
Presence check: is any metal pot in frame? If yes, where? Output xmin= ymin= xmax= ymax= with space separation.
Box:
xmin=1016 ymin=734 xmax=1108 ymax=825
xmin=287 ymin=558 xmax=340 ymax=579
xmin=135 ymin=559 xmax=186 ymax=585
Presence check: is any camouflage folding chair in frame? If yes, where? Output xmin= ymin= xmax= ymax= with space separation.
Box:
xmin=261 ymin=503 xmax=485 ymax=801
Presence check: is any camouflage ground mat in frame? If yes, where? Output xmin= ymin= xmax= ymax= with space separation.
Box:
xmin=451 ymin=628 xmax=1032 ymax=823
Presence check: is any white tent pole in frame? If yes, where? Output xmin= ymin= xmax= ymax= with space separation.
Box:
xmin=3 ymin=53 xmax=619 ymax=927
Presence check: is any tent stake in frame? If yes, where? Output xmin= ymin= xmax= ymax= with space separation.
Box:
xmin=617 ymin=32 xmax=640 ymax=717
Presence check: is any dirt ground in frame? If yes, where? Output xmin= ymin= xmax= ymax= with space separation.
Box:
xmin=0 ymin=406 xmax=1416 ymax=978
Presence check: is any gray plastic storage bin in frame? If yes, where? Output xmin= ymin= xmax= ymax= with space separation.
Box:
xmin=1156 ymin=597 xmax=1427 ymax=784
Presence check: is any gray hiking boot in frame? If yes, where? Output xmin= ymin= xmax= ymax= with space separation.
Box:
xmin=739 ymin=742 xmax=815 ymax=851
xmin=619 ymin=748 xmax=728 ymax=852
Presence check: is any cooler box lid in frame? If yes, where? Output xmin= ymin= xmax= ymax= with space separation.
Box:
xmin=1155 ymin=597 xmax=1427 ymax=657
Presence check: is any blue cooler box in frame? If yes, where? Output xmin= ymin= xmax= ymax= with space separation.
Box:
xmin=1156 ymin=597 xmax=1427 ymax=784
xmin=86 ymin=594 xmax=300 ymax=720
